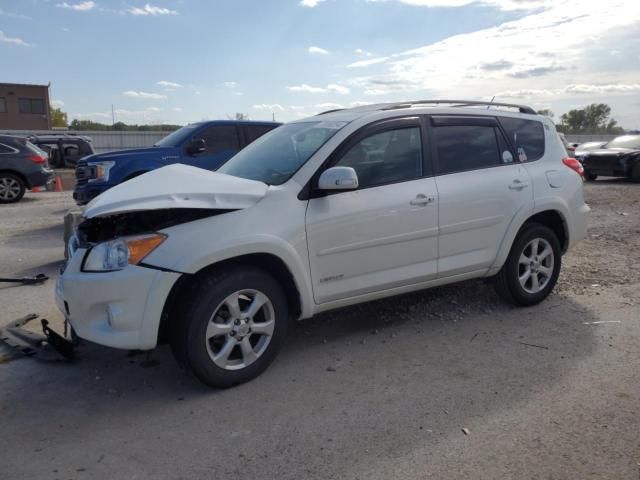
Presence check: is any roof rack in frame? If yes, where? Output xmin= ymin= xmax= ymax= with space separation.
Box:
xmin=316 ymin=108 xmax=345 ymax=116
xmin=381 ymin=99 xmax=537 ymax=115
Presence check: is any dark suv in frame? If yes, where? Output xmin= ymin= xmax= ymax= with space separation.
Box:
xmin=0 ymin=135 xmax=54 ymax=203
xmin=28 ymin=134 xmax=95 ymax=168
xmin=73 ymin=120 xmax=280 ymax=205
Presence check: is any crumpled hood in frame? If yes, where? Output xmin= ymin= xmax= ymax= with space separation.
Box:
xmin=84 ymin=164 xmax=268 ymax=219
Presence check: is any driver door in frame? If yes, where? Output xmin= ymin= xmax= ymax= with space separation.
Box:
xmin=305 ymin=117 xmax=439 ymax=304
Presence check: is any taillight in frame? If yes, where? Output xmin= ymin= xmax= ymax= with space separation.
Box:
xmin=28 ymin=155 xmax=47 ymax=165
xmin=563 ymin=157 xmax=584 ymax=177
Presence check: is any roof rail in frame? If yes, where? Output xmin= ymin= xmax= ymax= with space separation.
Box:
xmin=381 ymin=99 xmax=537 ymax=115
xmin=316 ymin=108 xmax=345 ymax=116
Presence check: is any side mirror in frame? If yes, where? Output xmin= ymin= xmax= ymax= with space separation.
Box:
xmin=187 ymin=138 xmax=206 ymax=155
xmin=318 ymin=166 xmax=359 ymax=191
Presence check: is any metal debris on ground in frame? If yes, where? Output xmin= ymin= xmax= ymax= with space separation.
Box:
xmin=583 ymin=320 xmax=622 ymax=325
xmin=0 ymin=273 xmax=49 ymax=285
xmin=0 ymin=314 xmax=75 ymax=362
xmin=461 ymin=428 xmax=470 ymax=436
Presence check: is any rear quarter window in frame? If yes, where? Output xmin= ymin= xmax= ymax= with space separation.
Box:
xmin=499 ymin=117 xmax=545 ymax=161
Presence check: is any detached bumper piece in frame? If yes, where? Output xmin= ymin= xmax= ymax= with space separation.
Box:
xmin=0 ymin=314 xmax=75 ymax=363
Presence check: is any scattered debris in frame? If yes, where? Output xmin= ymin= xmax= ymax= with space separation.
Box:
xmin=518 ymin=341 xmax=549 ymax=350
xmin=461 ymin=427 xmax=470 ymax=436
xmin=326 ymin=366 xmax=337 ymax=372
xmin=583 ymin=320 xmax=622 ymax=325
xmin=469 ymin=333 xmax=479 ymax=343
xmin=591 ymin=284 xmax=601 ymax=287
xmin=0 ymin=314 xmax=75 ymax=362
xmin=0 ymin=273 xmax=48 ymax=285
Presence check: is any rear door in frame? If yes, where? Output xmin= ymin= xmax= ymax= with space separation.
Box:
xmin=305 ymin=117 xmax=439 ymax=304
xmin=431 ymin=116 xmax=533 ymax=278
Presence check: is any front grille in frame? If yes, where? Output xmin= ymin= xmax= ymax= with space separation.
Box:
xmin=75 ymin=161 xmax=94 ymax=186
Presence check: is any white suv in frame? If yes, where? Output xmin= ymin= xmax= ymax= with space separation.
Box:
xmin=56 ymin=100 xmax=590 ymax=387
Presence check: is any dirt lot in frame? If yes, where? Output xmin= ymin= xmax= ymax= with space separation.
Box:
xmin=1 ymin=181 xmax=639 ymax=480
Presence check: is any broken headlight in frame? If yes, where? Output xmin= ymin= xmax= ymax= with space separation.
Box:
xmin=82 ymin=233 xmax=166 ymax=272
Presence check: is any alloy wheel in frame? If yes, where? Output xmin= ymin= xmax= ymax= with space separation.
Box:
xmin=518 ymin=238 xmax=554 ymax=294
xmin=0 ymin=177 xmax=21 ymax=201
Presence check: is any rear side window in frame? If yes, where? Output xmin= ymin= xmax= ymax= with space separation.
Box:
xmin=499 ymin=117 xmax=545 ymax=161
xmin=0 ymin=143 xmax=13 ymax=153
xmin=246 ymin=125 xmax=275 ymax=144
xmin=335 ymin=127 xmax=422 ymax=188
xmin=197 ymin=125 xmax=240 ymax=155
xmin=433 ymin=125 xmax=502 ymax=174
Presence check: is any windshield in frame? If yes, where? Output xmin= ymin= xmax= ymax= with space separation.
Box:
xmin=154 ymin=124 xmax=199 ymax=148
xmin=219 ymin=121 xmax=347 ymax=185
xmin=605 ymin=135 xmax=640 ymax=149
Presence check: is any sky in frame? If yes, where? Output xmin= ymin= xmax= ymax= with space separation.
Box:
xmin=1 ymin=0 xmax=639 ymax=128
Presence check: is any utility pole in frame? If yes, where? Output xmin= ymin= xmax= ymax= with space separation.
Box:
xmin=111 ymin=104 xmax=115 ymax=125
xmin=272 ymin=112 xmax=275 ymax=122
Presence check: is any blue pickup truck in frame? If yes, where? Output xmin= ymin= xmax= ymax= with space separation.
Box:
xmin=73 ymin=120 xmax=280 ymax=205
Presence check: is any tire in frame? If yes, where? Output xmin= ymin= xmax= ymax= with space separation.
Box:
xmin=585 ymin=170 xmax=597 ymax=181
xmin=631 ymin=164 xmax=640 ymax=183
xmin=493 ymin=223 xmax=561 ymax=306
xmin=0 ymin=173 xmax=26 ymax=204
xmin=170 ymin=266 xmax=288 ymax=388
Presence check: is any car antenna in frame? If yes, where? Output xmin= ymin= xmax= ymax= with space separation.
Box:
xmin=487 ymin=96 xmax=495 ymax=109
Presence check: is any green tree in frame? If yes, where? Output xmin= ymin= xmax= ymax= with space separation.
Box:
xmin=50 ymin=106 xmax=68 ymax=127
xmin=559 ymin=103 xmax=625 ymax=134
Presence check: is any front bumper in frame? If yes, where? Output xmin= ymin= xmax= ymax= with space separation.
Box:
xmin=55 ymin=248 xmax=180 ymax=350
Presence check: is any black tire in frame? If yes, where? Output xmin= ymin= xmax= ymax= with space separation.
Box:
xmin=493 ymin=223 xmax=561 ymax=306
xmin=585 ymin=170 xmax=597 ymax=181
xmin=0 ymin=173 xmax=26 ymax=204
xmin=631 ymin=164 xmax=640 ymax=183
xmin=170 ymin=266 xmax=288 ymax=388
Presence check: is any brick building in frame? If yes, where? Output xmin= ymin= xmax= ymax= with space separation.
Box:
xmin=0 ymin=82 xmax=51 ymax=130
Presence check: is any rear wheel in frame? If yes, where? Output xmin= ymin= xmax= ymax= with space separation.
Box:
xmin=585 ymin=170 xmax=597 ymax=181
xmin=0 ymin=173 xmax=26 ymax=203
xmin=171 ymin=266 xmax=288 ymax=388
xmin=494 ymin=223 xmax=561 ymax=306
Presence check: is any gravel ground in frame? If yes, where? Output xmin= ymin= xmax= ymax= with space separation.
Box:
xmin=0 ymin=182 xmax=639 ymax=480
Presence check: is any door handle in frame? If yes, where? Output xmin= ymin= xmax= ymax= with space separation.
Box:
xmin=410 ymin=194 xmax=435 ymax=206
xmin=509 ymin=179 xmax=529 ymax=191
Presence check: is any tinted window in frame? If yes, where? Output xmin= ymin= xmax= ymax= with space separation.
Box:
xmin=335 ymin=127 xmax=422 ymax=188
xmin=0 ymin=143 xmax=13 ymax=153
xmin=154 ymin=124 xmax=199 ymax=147
xmin=18 ymin=98 xmax=45 ymax=114
xmin=246 ymin=125 xmax=275 ymax=144
xmin=499 ymin=117 xmax=545 ymax=161
xmin=434 ymin=125 xmax=501 ymax=174
xmin=197 ymin=125 xmax=240 ymax=155
xmin=0 ymin=97 xmax=6 ymax=113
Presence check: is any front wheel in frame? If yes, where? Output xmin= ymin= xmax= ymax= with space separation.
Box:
xmin=171 ymin=266 xmax=288 ymax=388
xmin=493 ymin=223 xmax=561 ymax=306
xmin=585 ymin=170 xmax=597 ymax=181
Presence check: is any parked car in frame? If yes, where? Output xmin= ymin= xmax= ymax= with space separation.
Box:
xmin=574 ymin=141 xmax=606 ymax=163
xmin=0 ymin=135 xmax=54 ymax=203
xmin=57 ymin=100 xmax=590 ymax=388
xmin=73 ymin=120 xmax=280 ymax=205
xmin=581 ymin=134 xmax=640 ymax=181
xmin=28 ymin=134 xmax=94 ymax=169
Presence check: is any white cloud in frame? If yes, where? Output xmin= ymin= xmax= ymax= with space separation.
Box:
xmin=300 ymin=0 xmax=327 ymax=6
xmin=56 ymin=1 xmax=95 ymax=11
xmin=223 ymin=81 xmax=238 ymax=88
xmin=51 ymin=100 xmax=65 ymax=108
xmin=173 ymin=107 xmax=183 ymax=112
xmin=344 ymin=0 xmax=640 ymax=109
xmin=252 ymin=104 xmax=285 ymax=111
xmin=365 ymin=0 xmax=552 ymax=10
xmin=316 ymin=102 xmax=345 ymax=109
xmin=347 ymin=57 xmax=390 ymax=68
xmin=128 ymin=3 xmax=177 ymax=16
xmin=157 ymin=80 xmax=181 ymax=88
xmin=355 ymin=48 xmax=373 ymax=56
xmin=564 ymin=84 xmax=640 ymax=94
xmin=287 ymin=83 xmax=350 ymax=94
xmin=289 ymin=105 xmax=306 ymax=110
xmin=72 ymin=107 xmax=163 ymax=122
xmin=0 ymin=8 xmax=31 ymax=19
xmin=0 ymin=30 xmax=31 ymax=46
xmin=308 ymin=46 xmax=329 ymax=55
xmin=123 ymin=90 xmax=167 ymax=99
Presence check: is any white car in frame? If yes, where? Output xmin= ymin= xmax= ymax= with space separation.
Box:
xmin=56 ymin=100 xmax=590 ymax=388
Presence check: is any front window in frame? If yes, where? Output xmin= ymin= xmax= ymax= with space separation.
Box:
xmin=605 ymin=135 xmax=640 ymax=149
xmin=154 ymin=124 xmax=200 ymax=148
xmin=219 ymin=121 xmax=347 ymax=185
